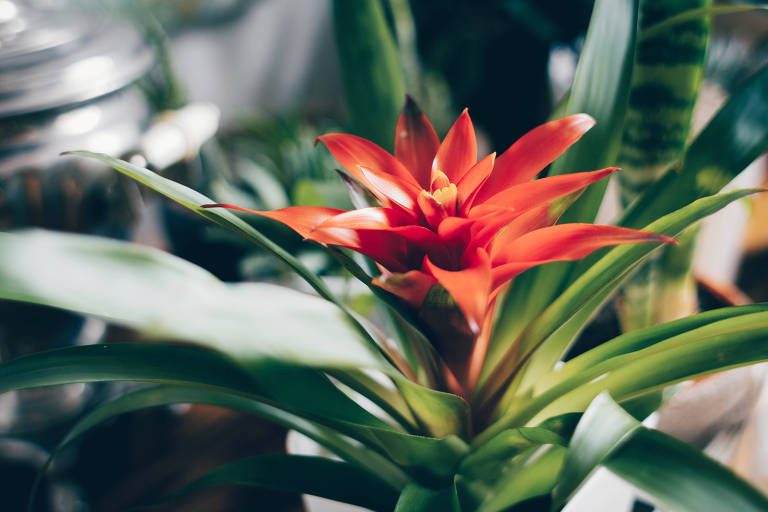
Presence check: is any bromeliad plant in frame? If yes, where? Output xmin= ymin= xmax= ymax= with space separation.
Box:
xmin=205 ymin=103 xmax=672 ymax=398
xmin=2 ymin=1 xmax=768 ymax=512
xmin=1 ymin=101 xmax=767 ymax=511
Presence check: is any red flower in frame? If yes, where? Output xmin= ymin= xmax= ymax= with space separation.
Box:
xmin=205 ymin=99 xmax=673 ymax=390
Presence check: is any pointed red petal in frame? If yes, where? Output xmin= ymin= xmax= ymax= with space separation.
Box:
xmin=475 ymin=114 xmax=595 ymax=203
xmin=309 ymin=226 xmax=412 ymax=272
xmin=395 ymin=97 xmax=440 ymax=189
xmin=488 ymin=205 xmax=556 ymax=258
xmin=318 ymin=134 xmax=421 ymax=207
xmin=423 ymin=248 xmax=491 ymax=334
xmin=373 ymin=269 xmax=436 ymax=308
xmin=359 ymin=166 xmax=417 ymax=210
xmin=432 ymin=109 xmax=477 ymax=183
xmin=471 ymin=167 xmax=618 ymax=216
xmin=315 ymin=206 xmax=414 ymax=231
xmin=457 ymin=152 xmax=496 ymax=213
xmin=311 ymin=221 xmax=446 ymax=272
xmin=490 ymin=224 xmax=675 ymax=289
xmin=201 ymin=204 xmax=344 ymax=239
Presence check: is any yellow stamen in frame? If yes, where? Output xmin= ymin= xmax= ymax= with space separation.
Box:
xmin=430 ymin=169 xmax=451 ymax=191
xmin=432 ymin=183 xmax=458 ymax=214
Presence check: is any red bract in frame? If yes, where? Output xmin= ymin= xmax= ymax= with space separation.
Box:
xmin=205 ymin=99 xmax=674 ymax=390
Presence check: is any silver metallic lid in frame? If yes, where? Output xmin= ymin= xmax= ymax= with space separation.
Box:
xmin=0 ymin=0 xmax=154 ymax=117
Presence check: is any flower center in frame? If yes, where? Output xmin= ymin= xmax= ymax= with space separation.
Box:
xmin=430 ymin=170 xmax=458 ymax=215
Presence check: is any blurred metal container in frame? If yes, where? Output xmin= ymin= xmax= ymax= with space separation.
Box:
xmin=0 ymin=0 xmax=155 ymax=434
xmin=0 ymin=0 xmax=155 ymax=235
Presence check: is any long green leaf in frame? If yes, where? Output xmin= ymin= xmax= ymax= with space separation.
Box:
xmin=552 ymin=394 xmax=768 ymax=511
xmin=639 ymin=4 xmax=768 ymax=42
xmin=483 ymin=0 xmax=639 ymax=387
xmin=549 ymin=0 xmax=639 ymax=221
xmin=0 ymin=230 xmax=389 ymax=372
xmin=0 ymin=343 xmax=464 ymax=484
xmin=486 ymin=308 xmax=768 ymax=432
xmin=616 ymin=0 xmax=709 ymax=332
xmin=551 ymin=393 xmax=640 ymax=508
xmin=537 ymin=303 xmax=768 ymax=393
xmin=605 ymin=428 xmax=768 ymax=512
xmin=66 ymin=152 xmax=333 ymax=304
xmin=0 ymin=343 xmax=257 ymax=395
xmin=161 ymin=454 xmax=399 ymax=512
xmin=617 ymin=0 xmax=711 ymax=205
xmin=28 ymin=384 xmax=407 ymax=511
xmin=477 ymin=189 xmax=758 ymax=414
xmin=524 ymin=312 xmax=768 ymax=425
xmin=333 ymin=0 xmax=405 ymax=151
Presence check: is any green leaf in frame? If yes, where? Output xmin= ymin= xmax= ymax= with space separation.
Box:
xmin=551 ymin=393 xmax=640 ymax=508
xmin=159 ymin=454 xmax=399 ymax=512
xmin=28 ymin=384 xmax=407 ymax=511
xmin=249 ymin=362 xmax=396 ymax=431
xmin=620 ymin=64 xmax=768 ymax=230
xmin=617 ymin=0 xmax=711 ymax=205
xmin=639 ymin=4 xmax=768 ymax=42
xmin=394 ymin=376 xmax=469 ymax=439
xmin=484 ymin=0 xmax=640 ymax=389
xmin=605 ymin=428 xmax=768 ymax=512
xmin=333 ymin=0 xmax=405 ymax=151
xmin=394 ymin=481 xmax=461 ymax=512
xmin=476 ymin=445 xmax=567 ymax=512
xmin=0 ymin=343 xmax=464 ymax=485
xmin=66 ymin=151 xmax=333 ymax=303
xmin=536 ymin=303 xmax=768 ymax=393
xmin=549 ymin=0 xmax=639 ymax=223
xmin=459 ymin=426 xmax=567 ymax=482
xmin=477 ymin=189 xmax=759 ymax=415
xmin=0 ymin=230 xmax=389 ymax=372
xmin=0 ymin=343 xmax=258 ymax=396
xmin=0 ymin=344 xmax=389 ymax=451
xmin=520 ymin=310 xmax=768 ymax=426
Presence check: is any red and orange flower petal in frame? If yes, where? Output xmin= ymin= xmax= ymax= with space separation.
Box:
xmin=317 ymin=134 xmax=421 ymax=207
xmin=423 ymin=248 xmax=492 ymax=334
xmin=373 ymin=269 xmax=436 ymax=308
xmin=395 ymin=96 xmax=440 ymax=189
xmin=312 ymin=221 xmax=448 ymax=270
xmin=358 ymin=166 xmax=419 ymax=210
xmin=471 ymin=167 xmax=618 ymax=216
xmin=489 ymin=204 xmax=561 ymax=249
xmin=314 ymin=206 xmax=415 ymax=231
xmin=490 ymin=224 xmax=676 ymax=289
xmin=309 ymin=226 xmax=413 ymax=272
xmin=474 ymin=114 xmax=595 ymax=203
xmin=201 ymin=204 xmax=344 ymax=239
xmin=432 ymin=109 xmax=477 ymax=184
xmin=456 ymin=152 xmax=496 ymax=213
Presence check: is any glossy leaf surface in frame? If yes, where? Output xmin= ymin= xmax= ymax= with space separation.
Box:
xmin=163 ymin=454 xmax=399 ymax=512
xmin=0 ymin=230 xmax=389 ymax=372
